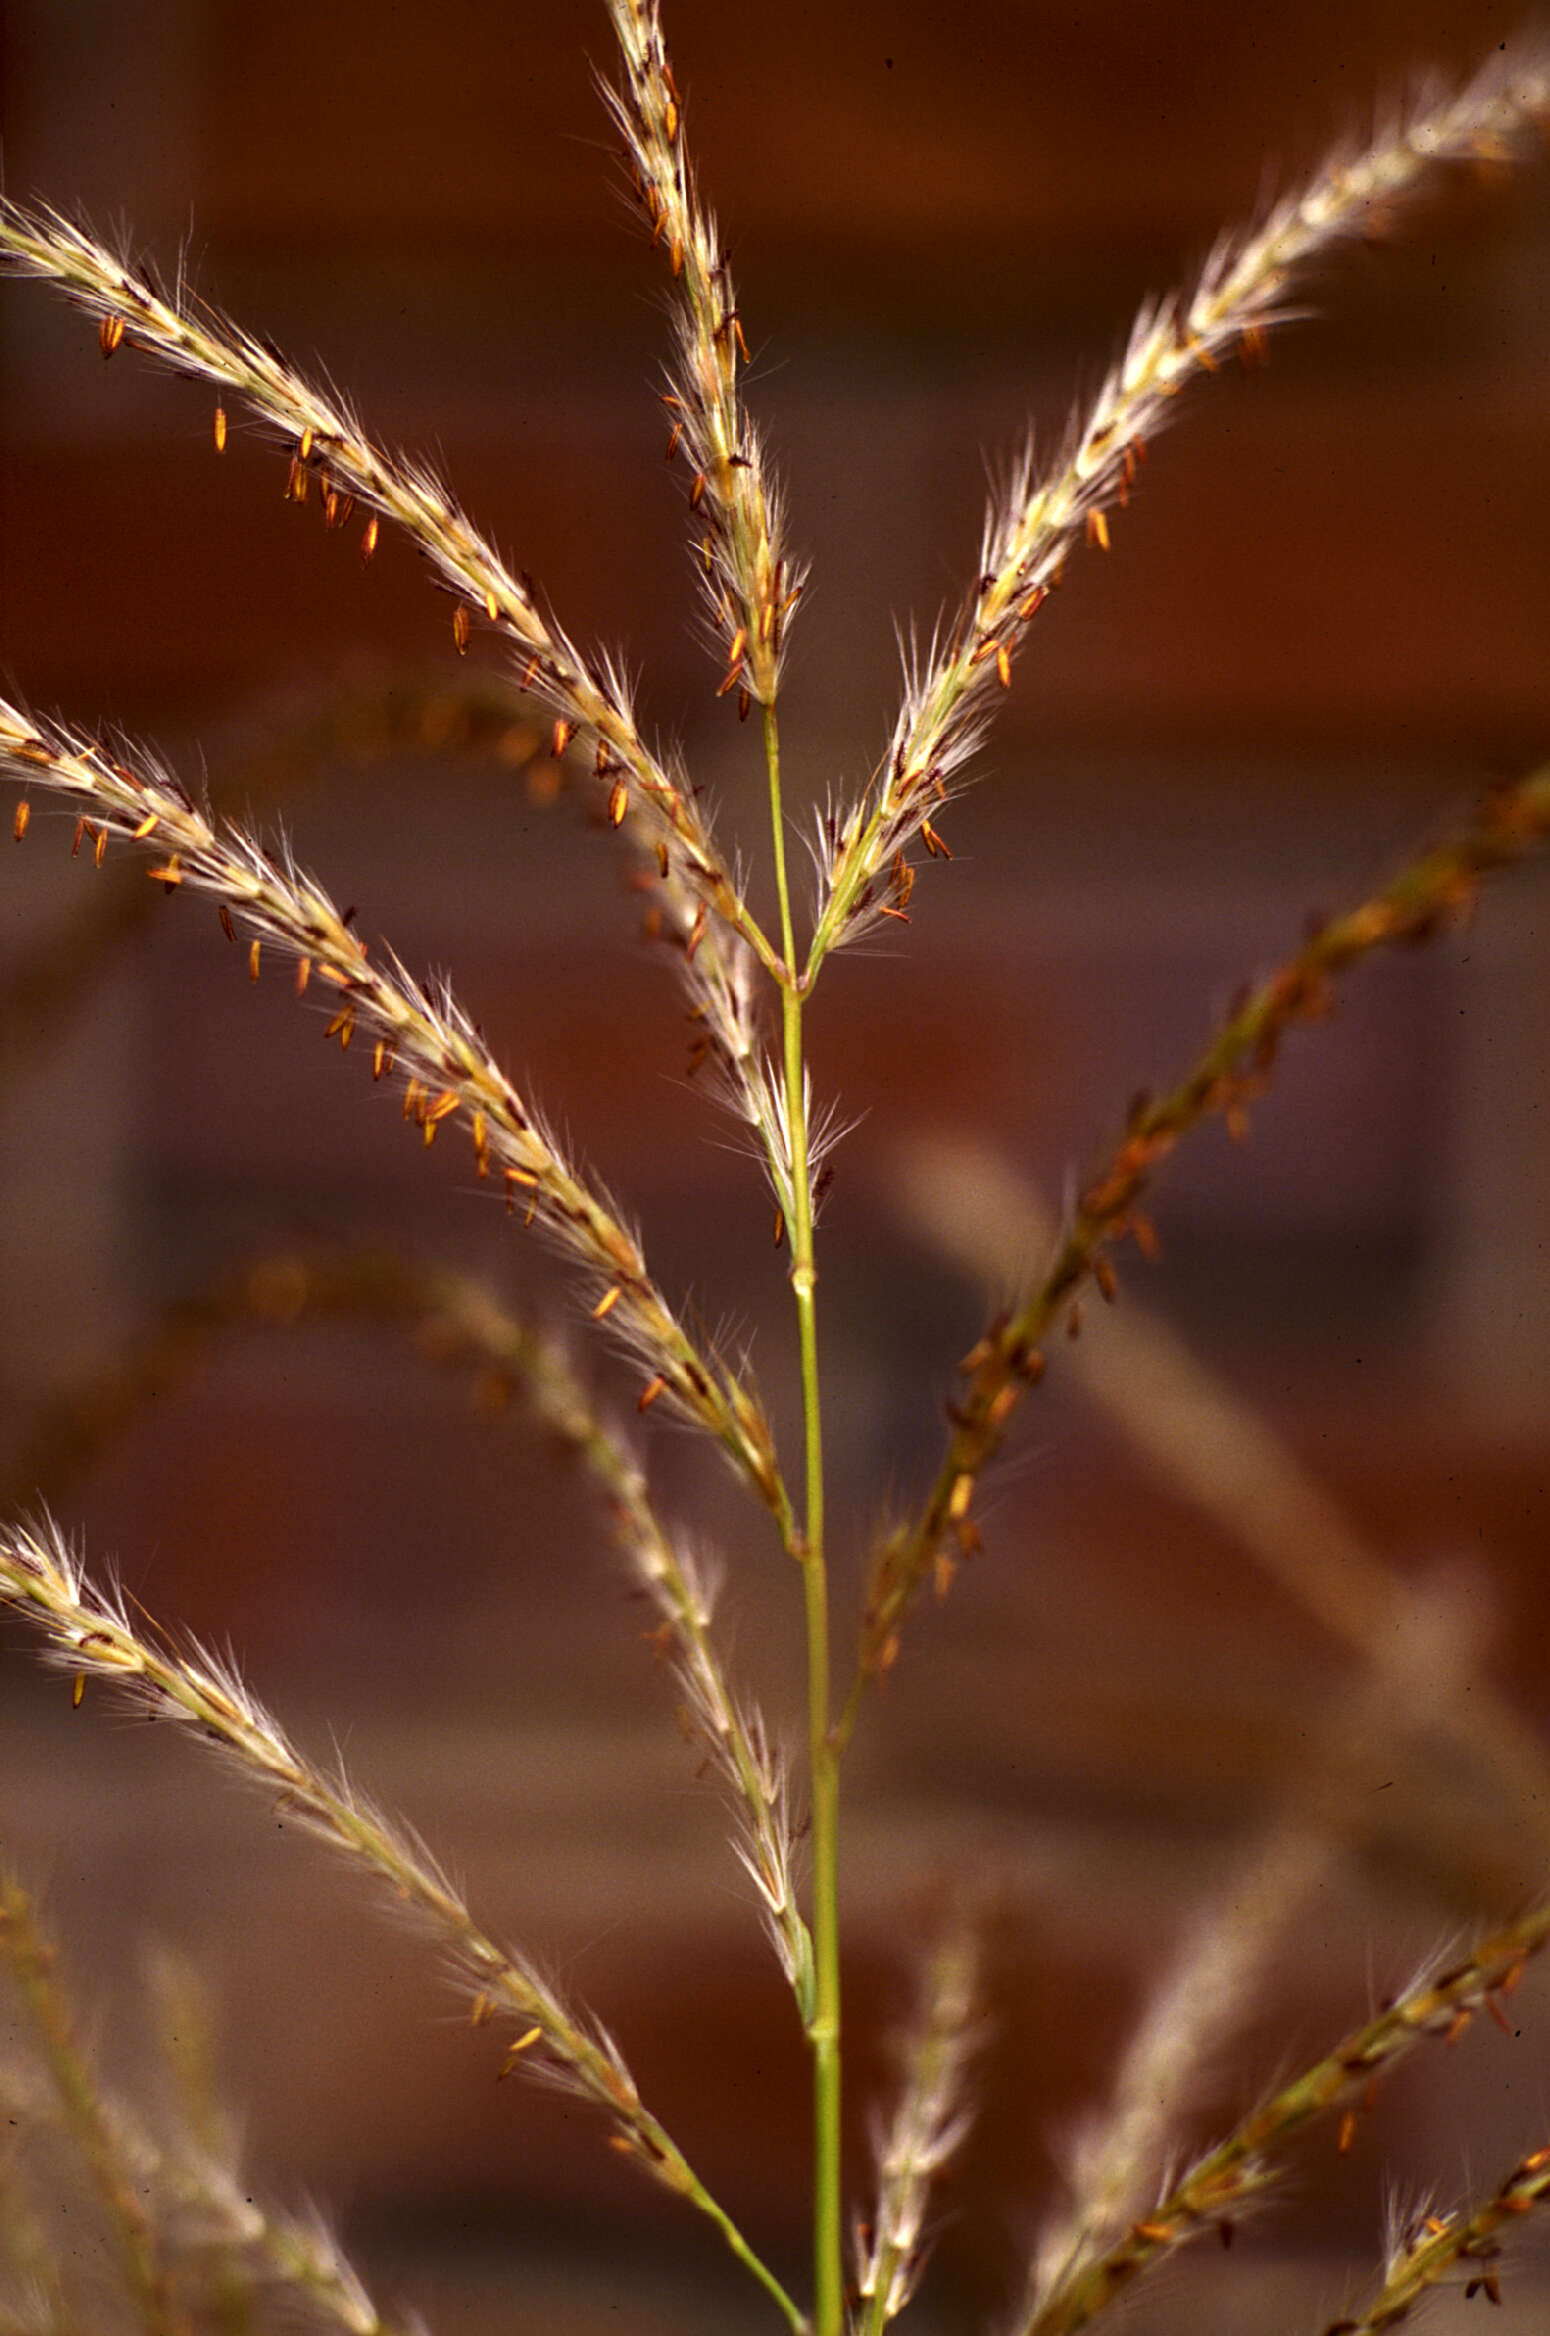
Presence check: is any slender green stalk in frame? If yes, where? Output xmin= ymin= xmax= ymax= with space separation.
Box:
xmin=763 ymin=703 xmax=799 ymax=978
xmin=763 ymin=704 xmax=842 ymax=2336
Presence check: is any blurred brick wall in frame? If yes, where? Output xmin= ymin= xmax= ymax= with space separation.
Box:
xmin=2 ymin=4 xmax=1548 ymax=2331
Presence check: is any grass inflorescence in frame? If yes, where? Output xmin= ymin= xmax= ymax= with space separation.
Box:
xmin=0 ymin=7 xmax=1548 ymax=2333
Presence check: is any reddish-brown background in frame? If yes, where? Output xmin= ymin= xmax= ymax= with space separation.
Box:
xmin=2 ymin=3 xmax=1548 ymax=2330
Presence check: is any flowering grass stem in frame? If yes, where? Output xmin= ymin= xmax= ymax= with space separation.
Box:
xmin=603 ymin=1 xmax=800 ymax=713
xmin=0 ymin=1519 xmax=807 ymax=2335
xmin=897 ymin=1138 xmax=1550 ymax=1886
xmin=0 ymin=12 xmax=1546 ymax=2330
xmin=0 ymin=698 xmax=790 ymax=1533
xmin=854 ymin=1922 xmax=981 ymax=2335
xmin=0 ymin=198 xmax=786 ymax=995
xmin=806 ymin=48 xmax=1550 ymax=971
xmin=3 ymin=1892 xmax=420 ymax=2336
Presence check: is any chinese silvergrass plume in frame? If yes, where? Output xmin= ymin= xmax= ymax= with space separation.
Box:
xmin=0 ymin=8 xmax=1548 ymax=2335
xmin=0 ymin=198 xmax=787 ymax=993
xmin=0 ymin=1874 xmax=175 ymax=2335
xmin=1028 ymin=1577 xmax=1516 ymax=2317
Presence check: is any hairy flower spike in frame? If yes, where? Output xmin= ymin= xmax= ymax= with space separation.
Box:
xmin=0 ymin=194 xmax=784 ymax=987
xmin=1327 ymin=2148 xmax=1550 ymax=2331
xmin=0 ymin=1515 xmax=808 ymax=2294
xmin=2 ymin=1882 xmax=424 ymax=2336
xmin=0 ymin=699 xmax=789 ymax=1528
xmin=809 ymin=41 xmax=1550 ymax=969
xmin=600 ymin=0 xmax=804 ymax=710
xmin=853 ymin=1923 xmax=982 ymax=2333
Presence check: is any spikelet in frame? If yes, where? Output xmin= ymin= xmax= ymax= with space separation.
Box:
xmin=893 ymin=1135 xmax=1550 ymax=1863
xmin=0 ymin=1875 xmax=174 ymax=2331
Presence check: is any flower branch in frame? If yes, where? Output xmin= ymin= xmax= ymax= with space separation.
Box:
xmin=808 ymin=45 xmax=1550 ymax=969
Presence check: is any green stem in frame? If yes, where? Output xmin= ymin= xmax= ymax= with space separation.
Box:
xmin=693 ymin=2186 xmax=810 ymax=2334
xmin=763 ymin=702 xmax=799 ymax=976
xmin=763 ymin=705 xmax=843 ymax=2336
